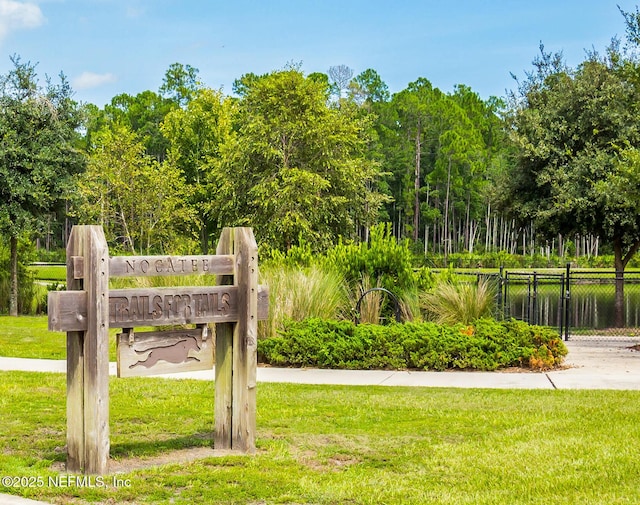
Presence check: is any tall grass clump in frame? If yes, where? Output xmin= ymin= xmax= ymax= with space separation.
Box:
xmin=259 ymin=264 xmax=349 ymax=338
xmin=353 ymin=274 xmax=383 ymax=324
xmin=421 ymin=276 xmax=496 ymax=325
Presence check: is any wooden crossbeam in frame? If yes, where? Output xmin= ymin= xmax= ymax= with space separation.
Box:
xmin=48 ymin=285 xmax=269 ymax=332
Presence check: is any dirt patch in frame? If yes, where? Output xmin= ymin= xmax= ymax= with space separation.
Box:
xmin=50 ymin=446 xmax=246 ymax=475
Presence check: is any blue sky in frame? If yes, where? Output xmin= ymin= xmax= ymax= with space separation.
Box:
xmin=0 ymin=0 xmax=638 ymax=107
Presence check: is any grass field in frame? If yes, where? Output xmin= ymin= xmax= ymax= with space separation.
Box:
xmin=0 ymin=315 xmax=117 ymax=361
xmin=1 ymin=315 xmax=639 ymax=504
xmin=0 ymin=371 xmax=639 ymax=505
xmin=28 ymin=264 xmax=66 ymax=283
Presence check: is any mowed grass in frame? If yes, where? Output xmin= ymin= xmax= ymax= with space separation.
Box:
xmin=28 ymin=264 xmax=66 ymax=282
xmin=0 ymin=372 xmax=638 ymax=504
xmin=0 ymin=316 xmax=68 ymax=359
xmin=1 ymin=315 xmax=640 ymax=503
xmin=0 ymin=316 xmax=118 ymax=360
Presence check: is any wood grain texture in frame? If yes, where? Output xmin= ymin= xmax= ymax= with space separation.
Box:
xmin=49 ymin=285 xmax=269 ymax=331
xmin=232 ymin=227 xmax=258 ymax=453
xmin=214 ymin=228 xmax=234 ymax=450
xmin=64 ymin=225 xmax=110 ymax=475
xmin=117 ymin=328 xmax=214 ymax=378
xmin=109 ymin=254 xmax=234 ymax=277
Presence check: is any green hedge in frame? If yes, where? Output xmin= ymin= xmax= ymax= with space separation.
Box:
xmin=258 ymin=318 xmax=567 ymax=371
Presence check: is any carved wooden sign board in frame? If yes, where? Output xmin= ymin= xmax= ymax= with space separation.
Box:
xmin=117 ymin=327 xmax=214 ymax=378
xmin=48 ymin=260 xmax=268 ymax=379
xmin=47 ymin=225 xmax=265 ymax=475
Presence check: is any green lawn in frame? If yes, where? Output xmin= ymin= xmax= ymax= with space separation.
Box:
xmin=0 ymin=316 xmax=68 ymax=359
xmin=28 ymin=264 xmax=66 ymax=282
xmin=1 ymin=315 xmax=639 ymax=504
xmin=0 ymin=372 xmax=638 ymax=504
xmin=0 ymin=316 xmax=206 ymax=362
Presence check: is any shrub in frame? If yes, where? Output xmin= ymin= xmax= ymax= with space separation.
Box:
xmin=323 ymin=223 xmax=424 ymax=321
xmin=258 ymin=317 xmax=567 ymax=371
xmin=323 ymin=223 xmax=416 ymax=295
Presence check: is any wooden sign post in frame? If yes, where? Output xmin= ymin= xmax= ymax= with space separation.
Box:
xmin=48 ymin=225 xmax=267 ymax=474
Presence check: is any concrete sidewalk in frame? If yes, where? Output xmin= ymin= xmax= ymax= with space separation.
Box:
xmin=1 ymin=338 xmax=639 ymax=390
xmin=0 ymin=496 xmax=51 ymax=505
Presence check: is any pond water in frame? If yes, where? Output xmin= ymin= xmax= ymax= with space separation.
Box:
xmin=503 ymin=281 xmax=640 ymax=332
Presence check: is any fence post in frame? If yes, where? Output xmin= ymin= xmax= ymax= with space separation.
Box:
xmin=65 ymin=225 xmax=110 ymax=474
xmin=564 ymin=262 xmax=571 ymax=341
xmin=497 ymin=266 xmax=503 ymax=313
xmin=532 ymin=271 xmax=538 ymax=326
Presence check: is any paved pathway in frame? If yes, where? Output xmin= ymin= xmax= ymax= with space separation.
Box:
xmin=1 ymin=338 xmax=639 ymax=390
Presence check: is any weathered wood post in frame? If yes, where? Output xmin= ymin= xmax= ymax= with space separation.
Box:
xmin=48 ymin=225 xmax=265 ymax=474
xmin=214 ymin=228 xmax=234 ymax=449
xmin=62 ymin=225 xmax=110 ymax=474
xmin=233 ymin=227 xmax=259 ymax=452
xmin=214 ymin=227 xmax=259 ymax=452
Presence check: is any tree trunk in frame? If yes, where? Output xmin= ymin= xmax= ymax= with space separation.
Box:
xmin=613 ymin=237 xmax=640 ymax=328
xmin=201 ymin=224 xmax=209 ymax=255
xmin=443 ymin=156 xmax=452 ymax=265
xmin=413 ymin=126 xmax=421 ymax=241
xmin=464 ymin=190 xmax=471 ymax=251
xmin=9 ymin=235 xmax=18 ymax=316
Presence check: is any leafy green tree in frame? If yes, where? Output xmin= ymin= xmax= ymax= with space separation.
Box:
xmin=161 ymin=87 xmax=235 ymax=252
xmin=349 ymin=68 xmax=390 ymax=106
xmin=159 ymin=62 xmax=201 ymax=107
xmin=376 ymin=75 xmax=510 ymax=258
xmin=103 ymin=90 xmax=176 ymax=161
xmin=429 ymin=100 xmax=485 ymax=260
xmin=506 ymin=35 xmax=640 ymax=324
xmin=213 ymin=68 xmax=386 ymax=251
xmin=389 ymin=78 xmax=442 ymax=241
xmin=0 ymin=55 xmax=85 ymax=315
xmin=77 ymin=123 xmax=195 ymax=254
xmin=85 ymin=63 xmax=199 ymax=162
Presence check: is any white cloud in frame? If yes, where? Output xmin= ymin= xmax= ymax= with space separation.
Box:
xmin=0 ymin=0 xmax=44 ymax=40
xmin=72 ymin=71 xmax=117 ymax=90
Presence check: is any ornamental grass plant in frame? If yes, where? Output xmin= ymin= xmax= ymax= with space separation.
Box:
xmin=421 ymin=276 xmax=497 ymax=325
xmin=353 ymin=274 xmax=383 ymax=324
xmin=259 ymin=264 xmax=350 ymax=338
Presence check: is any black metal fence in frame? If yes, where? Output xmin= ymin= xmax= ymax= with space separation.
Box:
xmin=497 ymin=265 xmax=640 ymax=340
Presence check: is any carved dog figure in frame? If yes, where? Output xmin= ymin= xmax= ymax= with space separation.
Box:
xmin=129 ymin=335 xmax=201 ymax=369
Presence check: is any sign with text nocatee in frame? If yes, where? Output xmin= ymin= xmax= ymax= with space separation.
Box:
xmin=47 ymin=225 xmax=267 ymax=475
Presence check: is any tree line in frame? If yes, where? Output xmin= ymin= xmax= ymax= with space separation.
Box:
xmin=3 ymin=6 xmax=640 ymax=316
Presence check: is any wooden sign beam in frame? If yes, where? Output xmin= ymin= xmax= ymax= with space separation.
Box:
xmin=49 ymin=285 xmax=269 ymax=332
xmin=110 ymin=254 xmax=235 ymax=278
